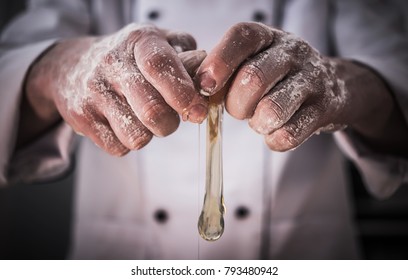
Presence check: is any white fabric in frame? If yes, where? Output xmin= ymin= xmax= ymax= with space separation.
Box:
xmin=0 ymin=39 xmax=73 ymax=185
xmin=1 ymin=0 xmax=407 ymax=259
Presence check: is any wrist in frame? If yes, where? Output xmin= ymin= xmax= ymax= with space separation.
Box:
xmin=25 ymin=37 xmax=97 ymax=121
xmin=17 ymin=37 xmax=96 ymax=148
xmin=24 ymin=43 xmax=60 ymax=122
xmin=335 ymin=59 xmax=408 ymax=155
xmin=334 ymin=59 xmax=393 ymax=138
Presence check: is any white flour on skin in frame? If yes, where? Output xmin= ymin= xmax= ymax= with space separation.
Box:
xmin=200 ymin=23 xmax=274 ymax=97
xmin=62 ymin=26 xmax=134 ymax=114
xmin=61 ymin=24 xmax=202 ymax=145
xmin=242 ymin=29 xmax=350 ymax=149
xmin=308 ymin=56 xmax=349 ymax=132
xmin=249 ymin=72 xmax=308 ymax=138
xmin=233 ymin=48 xmax=288 ymax=116
xmin=277 ymin=32 xmax=349 ymax=135
xmin=60 ymin=24 xmax=192 ymax=147
xmin=136 ymin=38 xmax=199 ymax=122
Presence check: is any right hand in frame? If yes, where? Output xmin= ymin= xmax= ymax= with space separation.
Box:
xmin=25 ymin=23 xmax=208 ymax=156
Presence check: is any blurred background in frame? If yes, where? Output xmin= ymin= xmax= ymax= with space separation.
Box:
xmin=0 ymin=2 xmax=74 ymax=260
xmin=1 ymin=0 xmax=408 ymax=260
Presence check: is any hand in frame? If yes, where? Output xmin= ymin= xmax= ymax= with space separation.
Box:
xmin=196 ymin=22 xmax=401 ymax=152
xmin=23 ymin=24 xmax=208 ymax=155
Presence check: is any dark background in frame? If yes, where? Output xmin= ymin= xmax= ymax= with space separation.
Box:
xmin=1 ymin=1 xmax=408 ymax=260
xmin=0 ymin=1 xmax=74 ymax=259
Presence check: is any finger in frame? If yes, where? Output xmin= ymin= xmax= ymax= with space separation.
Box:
xmin=196 ymin=22 xmax=275 ymax=96
xmin=164 ymin=30 xmax=197 ymax=53
xmin=90 ymin=119 xmax=130 ymax=156
xmin=178 ymin=50 xmax=207 ymax=76
xmin=265 ymin=104 xmax=323 ymax=152
xmin=248 ymin=74 xmax=313 ymax=134
xmin=98 ymin=90 xmax=153 ymax=150
xmin=134 ymin=29 xmax=207 ymax=123
xmin=72 ymin=109 xmax=130 ymax=156
xmin=225 ymin=46 xmax=293 ymax=120
xmin=106 ymin=58 xmax=180 ymax=137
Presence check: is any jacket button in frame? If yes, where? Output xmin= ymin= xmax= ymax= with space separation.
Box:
xmin=147 ymin=10 xmax=160 ymax=20
xmin=252 ymin=11 xmax=266 ymax=23
xmin=235 ymin=206 xmax=250 ymax=219
xmin=154 ymin=209 xmax=168 ymax=223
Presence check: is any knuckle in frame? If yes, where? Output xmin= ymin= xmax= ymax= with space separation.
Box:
xmin=94 ymin=126 xmax=130 ymax=156
xmin=142 ymin=50 xmax=169 ymax=74
xmin=111 ymin=113 xmax=154 ymax=150
xmin=87 ymin=75 xmax=109 ymax=94
xmin=104 ymin=50 xmax=120 ymax=65
xmin=125 ymin=23 xmax=158 ymax=41
xmin=229 ymin=22 xmax=260 ymax=42
xmin=141 ymin=99 xmax=165 ymax=123
xmin=127 ymin=129 xmax=153 ymax=150
xmin=281 ymin=126 xmax=301 ymax=147
xmin=247 ymin=100 xmax=284 ymax=135
xmin=265 ymin=97 xmax=286 ymax=127
xmin=293 ymin=40 xmax=310 ymax=54
xmin=306 ymin=64 xmax=324 ymax=81
xmin=107 ymin=24 xmax=156 ymax=56
xmin=280 ymin=35 xmax=311 ymax=63
xmin=142 ymin=100 xmax=179 ymax=136
xmin=240 ymin=63 xmax=267 ymax=89
xmin=268 ymin=127 xmax=300 ymax=151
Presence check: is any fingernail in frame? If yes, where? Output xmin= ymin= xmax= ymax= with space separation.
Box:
xmin=198 ymin=72 xmax=216 ymax=95
xmin=182 ymin=104 xmax=208 ymax=123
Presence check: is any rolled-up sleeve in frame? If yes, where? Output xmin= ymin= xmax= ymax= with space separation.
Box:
xmin=332 ymin=0 xmax=408 ymax=199
xmin=0 ymin=0 xmax=91 ymax=186
xmin=334 ymin=131 xmax=408 ymax=199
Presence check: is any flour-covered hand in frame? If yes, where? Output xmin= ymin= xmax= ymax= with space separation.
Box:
xmin=197 ymin=22 xmax=393 ymax=152
xmin=25 ymin=24 xmax=207 ymax=156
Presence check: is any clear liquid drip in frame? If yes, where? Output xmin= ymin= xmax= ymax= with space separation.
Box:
xmin=198 ymin=94 xmax=225 ymax=241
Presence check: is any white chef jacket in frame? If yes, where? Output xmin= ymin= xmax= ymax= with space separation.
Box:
xmin=1 ymin=0 xmax=408 ymax=259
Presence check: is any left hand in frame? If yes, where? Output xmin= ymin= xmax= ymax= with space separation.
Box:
xmin=196 ymin=22 xmax=394 ymax=152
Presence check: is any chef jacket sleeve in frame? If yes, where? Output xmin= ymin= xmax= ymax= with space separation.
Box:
xmin=332 ymin=0 xmax=408 ymax=199
xmin=0 ymin=0 xmax=91 ymax=186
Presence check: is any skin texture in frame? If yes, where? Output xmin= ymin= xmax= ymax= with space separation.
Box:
xmin=196 ymin=22 xmax=408 ymax=155
xmin=20 ymin=22 xmax=408 ymax=157
xmin=21 ymin=24 xmax=208 ymax=156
